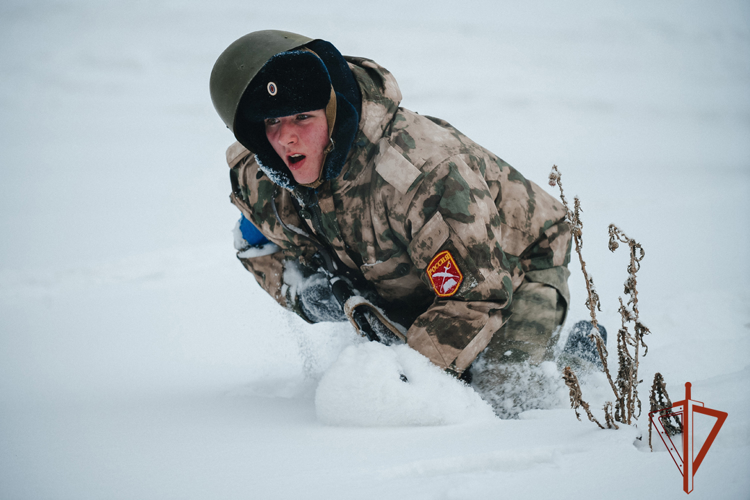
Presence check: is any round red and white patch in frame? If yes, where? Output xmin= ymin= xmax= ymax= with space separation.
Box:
xmin=426 ymin=250 xmax=463 ymax=297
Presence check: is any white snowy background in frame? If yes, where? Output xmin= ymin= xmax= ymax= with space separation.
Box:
xmin=1 ymin=0 xmax=749 ymax=498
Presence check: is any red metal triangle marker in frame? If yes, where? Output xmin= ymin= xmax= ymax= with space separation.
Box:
xmin=649 ymin=382 xmax=728 ymax=494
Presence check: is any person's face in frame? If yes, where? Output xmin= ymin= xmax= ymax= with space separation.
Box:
xmin=265 ymin=109 xmax=329 ymax=185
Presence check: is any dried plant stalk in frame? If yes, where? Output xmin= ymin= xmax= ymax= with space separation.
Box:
xmin=563 ymin=367 xmax=605 ymax=429
xmin=609 ymin=225 xmax=651 ymax=424
xmin=549 ymin=166 xmax=601 ymax=330
xmin=550 ymin=167 xmax=667 ymax=439
xmin=648 ymin=372 xmax=681 ymax=450
xmin=604 ymin=401 xmax=619 ymax=430
xmin=614 ymin=314 xmax=632 ymax=423
xmin=550 ymin=166 xmax=617 ymax=399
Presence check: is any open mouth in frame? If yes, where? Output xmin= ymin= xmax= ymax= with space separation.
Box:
xmin=288 ymin=154 xmax=306 ymax=165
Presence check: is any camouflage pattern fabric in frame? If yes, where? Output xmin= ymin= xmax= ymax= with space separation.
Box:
xmin=226 ymin=56 xmax=572 ymax=374
xmin=479 ymin=268 xmax=570 ymax=366
xmin=472 ymin=271 xmax=568 ymax=418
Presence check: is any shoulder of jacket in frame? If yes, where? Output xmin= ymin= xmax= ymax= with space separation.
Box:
xmin=226 ymin=141 xmax=252 ymax=168
xmin=373 ymin=119 xmax=473 ymax=196
xmin=345 ymin=56 xmax=402 ymax=105
xmin=387 ymin=109 xmax=470 ymax=170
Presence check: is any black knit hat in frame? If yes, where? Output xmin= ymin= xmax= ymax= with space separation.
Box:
xmin=241 ymin=50 xmax=332 ymax=122
xmin=233 ymin=41 xmax=361 ymax=191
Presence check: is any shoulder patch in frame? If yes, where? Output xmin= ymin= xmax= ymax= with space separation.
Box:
xmin=427 ymin=250 xmax=463 ymax=298
xmin=374 ymin=141 xmax=421 ymax=194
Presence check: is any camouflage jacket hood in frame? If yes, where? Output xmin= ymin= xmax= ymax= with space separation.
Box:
xmin=227 ymin=57 xmax=572 ymax=373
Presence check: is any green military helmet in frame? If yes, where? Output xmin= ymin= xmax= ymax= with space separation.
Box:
xmin=210 ymin=30 xmax=313 ymax=132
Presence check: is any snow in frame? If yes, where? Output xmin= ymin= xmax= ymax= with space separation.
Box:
xmin=231 ymin=218 xmax=247 ymax=250
xmin=315 ymin=343 xmax=496 ymax=426
xmin=237 ymin=243 xmax=280 ymax=259
xmin=1 ymin=0 xmax=749 ymax=499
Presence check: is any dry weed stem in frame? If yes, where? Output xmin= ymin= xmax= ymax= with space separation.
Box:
xmin=563 ymin=366 xmax=605 ymax=429
xmin=550 ymin=166 xmax=668 ymax=440
xmin=648 ymin=372 xmax=681 ymax=450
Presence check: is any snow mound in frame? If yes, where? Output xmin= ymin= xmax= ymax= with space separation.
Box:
xmin=315 ymin=342 xmax=496 ymax=426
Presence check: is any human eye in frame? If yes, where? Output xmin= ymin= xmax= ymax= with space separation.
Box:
xmin=264 ymin=117 xmax=280 ymax=127
xmin=296 ymin=113 xmax=311 ymax=121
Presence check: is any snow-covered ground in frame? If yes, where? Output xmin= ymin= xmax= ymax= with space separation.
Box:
xmin=1 ymin=0 xmax=749 ymax=498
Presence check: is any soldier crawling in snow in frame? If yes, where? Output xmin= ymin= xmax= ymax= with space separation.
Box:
xmin=210 ymin=30 xmax=601 ymax=417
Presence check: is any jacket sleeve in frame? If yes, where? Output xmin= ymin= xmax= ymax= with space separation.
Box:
xmin=236 ymin=243 xmax=289 ymax=306
xmin=232 ymin=191 xmax=330 ymax=324
xmin=234 ymin=241 xmax=336 ymax=324
xmin=400 ymin=155 xmax=517 ymax=373
xmin=226 ymin=142 xmax=323 ymax=323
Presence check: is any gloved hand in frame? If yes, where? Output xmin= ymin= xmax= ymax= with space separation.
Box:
xmin=329 ymin=277 xmax=404 ymax=345
xmin=297 ymin=272 xmax=348 ymax=323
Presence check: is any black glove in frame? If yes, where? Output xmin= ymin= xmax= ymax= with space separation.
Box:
xmin=330 ymin=277 xmax=403 ymax=345
xmin=297 ymin=272 xmax=348 ymax=323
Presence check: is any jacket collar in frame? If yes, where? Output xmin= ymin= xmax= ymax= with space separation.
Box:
xmin=336 ymin=57 xmax=403 ymax=185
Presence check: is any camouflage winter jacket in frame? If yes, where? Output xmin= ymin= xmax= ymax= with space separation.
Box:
xmin=226 ymin=57 xmax=571 ymax=373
